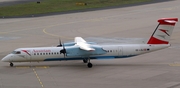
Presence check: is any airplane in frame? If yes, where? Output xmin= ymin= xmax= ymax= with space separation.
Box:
xmin=1 ymin=18 xmax=178 ymax=68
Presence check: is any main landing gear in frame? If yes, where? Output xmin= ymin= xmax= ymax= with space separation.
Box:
xmin=87 ymin=63 xmax=92 ymax=68
xmin=10 ymin=62 xmax=14 ymax=67
xmin=87 ymin=58 xmax=93 ymax=68
xmin=83 ymin=58 xmax=93 ymax=68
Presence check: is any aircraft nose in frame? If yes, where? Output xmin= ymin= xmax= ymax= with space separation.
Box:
xmin=1 ymin=55 xmax=11 ymax=62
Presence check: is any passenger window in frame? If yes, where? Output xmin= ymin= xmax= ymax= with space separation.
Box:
xmin=34 ymin=53 xmax=36 ymax=55
xmin=37 ymin=53 xmax=39 ymax=55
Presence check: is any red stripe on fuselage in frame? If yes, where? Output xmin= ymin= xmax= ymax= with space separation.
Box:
xmin=22 ymin=50 xmax=31 ymax=56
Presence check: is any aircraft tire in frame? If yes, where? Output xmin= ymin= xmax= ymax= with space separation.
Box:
xmin=87 ymin=63 xmax=93 ymax=68
xmin=10 ymin=62 xmax=14 ymax=67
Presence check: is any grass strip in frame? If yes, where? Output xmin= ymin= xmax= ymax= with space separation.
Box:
xmin=0 ymin=0 xmax=151 ymax=17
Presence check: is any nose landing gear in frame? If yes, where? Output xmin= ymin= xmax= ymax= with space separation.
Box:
xmin=10 ymin=62 xmax=14 ymax=67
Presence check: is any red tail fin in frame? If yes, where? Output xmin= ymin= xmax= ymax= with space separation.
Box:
xmin=147 ymin=18 xmax=178 ymax=44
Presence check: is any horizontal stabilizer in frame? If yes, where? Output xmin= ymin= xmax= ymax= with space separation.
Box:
xmin=158 ymin=18 xmax=178 ymax=25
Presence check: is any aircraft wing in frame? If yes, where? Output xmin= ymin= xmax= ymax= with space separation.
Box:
xmin=75 ymin=37 xmax=95 ymax=51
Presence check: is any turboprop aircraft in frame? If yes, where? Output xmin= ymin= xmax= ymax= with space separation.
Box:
xmin=1 ymin=18 xmax=178 ymax=68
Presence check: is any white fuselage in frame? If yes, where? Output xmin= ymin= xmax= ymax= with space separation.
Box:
xmin=1 ymin=44 xmax=170 ymax=62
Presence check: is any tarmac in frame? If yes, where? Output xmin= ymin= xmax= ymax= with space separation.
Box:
xmin=0 ymin=0 xmax=180 ymax=88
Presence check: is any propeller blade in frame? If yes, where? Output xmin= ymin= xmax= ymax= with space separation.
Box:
xmin=62 ymin=43 xmax=65 ymax=58
xmin=59 ymin=38 xmax=62 ymax=46
xmin=57 ymin=38 xmax=62 ymax=47
xmin=60 ymin=42 xmax=66 ymax=58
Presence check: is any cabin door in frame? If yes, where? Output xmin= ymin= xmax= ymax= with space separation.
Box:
xmin=118 ymin=46 xmax=123 ymax=56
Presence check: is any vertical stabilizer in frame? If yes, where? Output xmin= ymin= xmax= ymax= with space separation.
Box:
xmin=147 ymin=18 xmax=178 ymax=44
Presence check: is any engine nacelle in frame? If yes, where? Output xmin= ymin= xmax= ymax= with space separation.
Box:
xmin=65 ymin=45 xmax=106 ymax=57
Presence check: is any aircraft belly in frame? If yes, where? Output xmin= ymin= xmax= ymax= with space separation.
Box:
xmin=44 ymin=57 xmax=84 ymax=61
xmin=43 ymin=55 xmax=137 ymax=61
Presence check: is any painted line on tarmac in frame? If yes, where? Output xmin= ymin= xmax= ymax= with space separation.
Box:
xmin=0 ymin=26 xmax=45 ymax=34
xmin=0 ymin=29 xmax=29 ymax=34
xmin=169 ymin=63 xmax=180 ymax=66
xmin=33 ymin=68 xmax=44 ymax=88
xmin=42 ymin=20 xmax=87 ymax=39
xmin=15 ymin=66 xmax=30 ymax=68
xmin=15 ymin=66 xmax=49 ymax=69
xmin=42 ymin=15 xmax=122 ymax=38
xmin=35 ymin=66 xmax=49 ymax=68
xmin=42 ymin=13 xmax=128 ymax=38
xmin=163 ymin=6 xmax=180 ymax=11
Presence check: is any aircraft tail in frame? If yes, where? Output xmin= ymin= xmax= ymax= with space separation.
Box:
xmin=147 ymin=18 xmax=178 ymax=44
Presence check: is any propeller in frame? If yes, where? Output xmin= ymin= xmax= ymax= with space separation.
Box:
xmin=57 ymin=38 xmax=62 ymax=47
xmin=60 ymin=42 xmax=66 ymax=58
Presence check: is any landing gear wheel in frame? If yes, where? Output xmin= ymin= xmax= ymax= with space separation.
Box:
xmin=83 ymin=59 xmax=87 ymax=63
xmin=87 ymin=63 xmax=93 ymax=68
xmin=10 ymin=62 xmax=14 ymax=67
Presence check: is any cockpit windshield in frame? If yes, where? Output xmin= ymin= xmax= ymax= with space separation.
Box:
xmin=11 ymin=51 xmax=21 ymax=54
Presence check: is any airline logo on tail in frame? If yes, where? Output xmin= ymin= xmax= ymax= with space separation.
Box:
xmin=159 ymin=29 xmax=170 ymax=36
xmin=147 ymin=18 xmax=178 ymax=44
